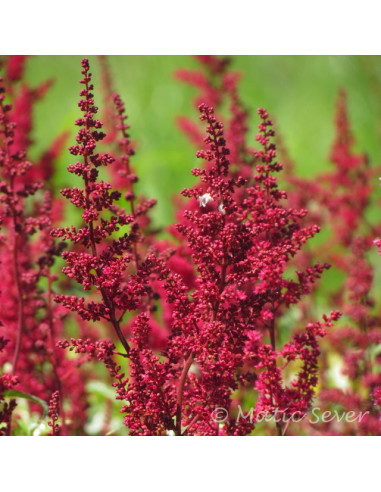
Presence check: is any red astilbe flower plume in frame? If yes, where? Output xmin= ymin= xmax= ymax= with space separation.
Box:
xmin=175 ymin=106 xmax=335 ymax=435
xmin=9 ymin=81 xmax=53 ymax=155
xmin=0 ymin=75 xmax=44 ymax=376
xmin=171 ymin=57 xmax=256 ymax=337
xmin=176 ymin=55 xmax=254 ymax=170
xmin=97 ymin=55 xmax=118 ymax=144
xmin=53 ymin=59 xmax=163 ymax=377
xmin=109 ymin=93 xmax=174 ymax=350
xmin=1 ymin=55 xmax=68 ymax=186
xmin=96 ymin=56 xmax=156 ymax=242
xmin=173 ymin=57 xmax=256 ymax=273
xmin=52 ymin=59 xmax=133 ymax=356
xmin=0 ymin=76 xmax=48 ymax=426
xmin=54 ymin=61 xmax=176 ymax=435
xmin=5 ymin=56 xmax=29 ymax=84
xmin=320 ymin=89 xmax=373 ymax=247
xmin=286 ymin=89 xmax=377 ymax=257
xmin=175 ymin=56 xmax=228 ymax=149
xmin=0 ymin=75 xmax=89 ymax=434
xmin=312 ymin=236 xmax=381 ymax=436
xmin=111 ymin=92 xmax=157 ymax=241
xmin=36 ymin=132 xmax=70 ymax=184
xmin=121 ymin=104 xmax=338 ymax=436
xmin=280 ymin=90 xmax=381 ymax=435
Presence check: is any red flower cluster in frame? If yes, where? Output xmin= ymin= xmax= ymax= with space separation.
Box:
xmin=1 ymin=55 xmax=380 ymax=436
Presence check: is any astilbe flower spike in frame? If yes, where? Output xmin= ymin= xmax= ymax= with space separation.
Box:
xmin=47 ymin=390 xmax=61 ymax=436
xmin=176 ymin=55 xmax=254 ymax=170
xmin=54 ymin=62 xmax=173 ymax=435
xmin=4 ymin=56 xmax=29 ymax=85
xmin=119 ymin=103 xmax=340 ymax=436
xmin=109 ymin=92 xmax=172 ymax=351
xmin=216 ymin=86 xmax=379 ymax=438
xmin=111 ymin=92 xmax=157 ymax=256
xmin=52 ymin=59 xmax=135 ymax=357
xmin=177 ymin=105 xmax=338 ymax=435
xmin=278 ymin=89 xmax=381 ymax=435
xmin=97 ymin=55 xmax=118 ymax=144
xmin=0 ymin=73 xmax=90 ymax=434
xmin=53 ymin=59 xmax=163 ymax=373
xmin=0 ymin=76 xmax=43 ymax=375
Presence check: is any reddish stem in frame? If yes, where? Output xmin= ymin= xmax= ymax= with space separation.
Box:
xmin=176 ymin=353 xmax=194 ymax=435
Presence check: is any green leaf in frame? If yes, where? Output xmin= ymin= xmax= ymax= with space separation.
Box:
xmin=3 ymin=390 xmax=49 ymax=418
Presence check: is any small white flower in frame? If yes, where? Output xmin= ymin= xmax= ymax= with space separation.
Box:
xmin=198 ymin=193 xmax=213 ymax=208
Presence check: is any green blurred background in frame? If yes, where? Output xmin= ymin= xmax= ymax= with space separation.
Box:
xmin=24 ymin=55 xmax=381 ymax=228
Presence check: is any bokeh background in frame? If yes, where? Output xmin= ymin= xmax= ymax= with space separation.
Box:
xmin=25 ymin=55 xmax=381 ymax=229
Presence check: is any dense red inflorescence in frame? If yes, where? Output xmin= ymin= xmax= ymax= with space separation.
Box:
xmin=1 ymin=55 xmax=380 ymax=436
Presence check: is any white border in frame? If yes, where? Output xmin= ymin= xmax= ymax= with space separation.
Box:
xmin=1 ymin=436 xmax=379 ymax=490
xmin=1 ymin=1 xmax=379 ymax=55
